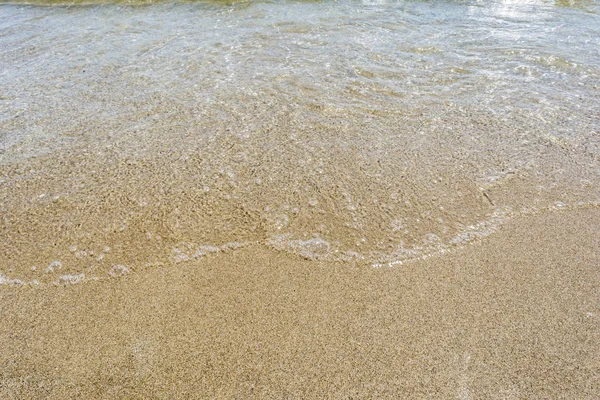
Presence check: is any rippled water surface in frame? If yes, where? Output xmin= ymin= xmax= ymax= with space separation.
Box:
xmin=1 ymin=0 xmax=599 ymax=285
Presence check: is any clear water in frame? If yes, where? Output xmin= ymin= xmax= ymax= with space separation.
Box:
xmin=1 ymin=0 xmax=599 ymax=285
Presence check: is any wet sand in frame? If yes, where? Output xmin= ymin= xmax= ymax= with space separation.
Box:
xmin=2 ymin=1 xmax=600 ymax=397
xmin=2 ymin=206 xmax=599 ymax=398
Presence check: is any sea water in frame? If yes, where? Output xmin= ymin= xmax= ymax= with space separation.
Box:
xmin=1 ymin=0 xmax=599 ymax=285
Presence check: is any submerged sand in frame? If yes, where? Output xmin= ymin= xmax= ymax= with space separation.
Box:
xmin=2 ymin=207 xmax=599 ymax=398
xmin=2 ymin=1 xmax=600 ymax=397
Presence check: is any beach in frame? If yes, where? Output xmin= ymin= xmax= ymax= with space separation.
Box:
xmin=1 ymin=0 xmax=600 ymax=397
xmin=2 ymin=207 xmax=600 ymax=398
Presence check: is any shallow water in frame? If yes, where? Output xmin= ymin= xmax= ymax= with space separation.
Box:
xmin=1 ymin=0 xmax=600 ymax=286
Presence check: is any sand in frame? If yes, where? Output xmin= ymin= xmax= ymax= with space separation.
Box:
xmin=2 ymin=206 xmax=599 ymax=399
xmin=2 ymin=1 xmax=600 ymax=397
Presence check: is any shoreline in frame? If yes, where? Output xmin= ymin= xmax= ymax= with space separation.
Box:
xmin=2 ymin=206 xmax=599 ymax=398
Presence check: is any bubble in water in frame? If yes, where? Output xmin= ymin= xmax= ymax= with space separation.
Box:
xmin=0 ymin=273 xmax=25 ymax=286
xmin=172 ymin=248 xmax=190 ymax=263
xmin=55 ymin=274 xmax=85 ymax=285
xmin=46 ymin=261 xmax=62 ymax=273
xmin=269 ymin=235 xmax=331 ymax=260
xmin=109 ymin=265 xmax=130 ymax=278
xmin=192 ymin=245 xmax=221 ymax=258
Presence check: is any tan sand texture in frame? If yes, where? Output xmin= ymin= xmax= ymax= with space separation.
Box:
xmin=2 ymin=207 xmax=599 ymax=398
xmin=2 ymin=1 xmax=600 ymax=397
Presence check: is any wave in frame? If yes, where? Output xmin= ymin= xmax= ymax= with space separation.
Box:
xmin=3 ymin=199 xmax=599 ymax=288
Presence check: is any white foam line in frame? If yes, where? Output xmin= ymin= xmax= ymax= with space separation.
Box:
xmin=55 ymin=274 xmax=85 ymax=286
xmin=0 ymin=273 xmax=25 ymax=287
xmin=3 ymin=200 xmax=600 ymax=286
xmin=372 ymin=200 xmax=600 ymax=269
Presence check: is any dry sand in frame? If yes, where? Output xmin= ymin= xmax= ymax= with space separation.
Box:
xmin=2 ymin=206 xmax=599 ymax=399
